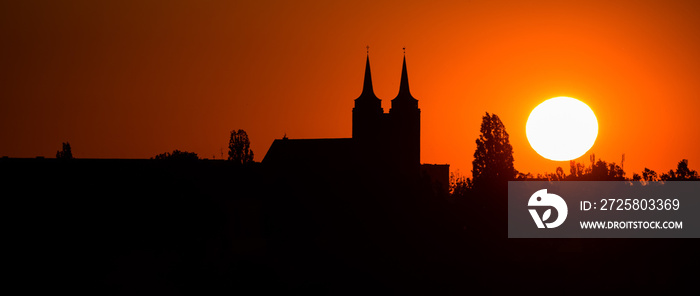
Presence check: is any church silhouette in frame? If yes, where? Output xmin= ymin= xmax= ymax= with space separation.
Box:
xmin=263 ymin=50 xmax=448 ymax=191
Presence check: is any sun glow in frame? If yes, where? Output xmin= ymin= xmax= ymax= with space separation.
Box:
xmin=526 ymin=97 xmax=598 ymax=161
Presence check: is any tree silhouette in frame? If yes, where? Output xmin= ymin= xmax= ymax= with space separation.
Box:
xmin=449 ymin=172 xmax=472 ymax=197
xmin=642 ymin=168 xmax=658 ymax=181
xmin=228 ymin=129 xmax=254 ymax=165
xmin=56 ymin=142 xmax=73 ymax=159
xmin=153 ymin=150 xmax=199 ymax=160
xmin=526 ymin=157 xmax=699 ymax=182
xmin=632 ymin=173 xmax=642 ymax=181
xmin=674 ymin=159 xmax=698 ymax=180
xmin=569 ymin=160 xmax=585 ymax=178
xmin=591 ymin=159 xmax=607 ymax=179
xmin=555 ymin=166 xmax=565 ymax=180
xmin=516 ymin=172 xmax=534 ymax=180
xmin=608 ymin=162 xmax=624 ymax=179
xmin=660 ymin=170 xmax=675 ymax=181
xmin=660 ymin=159 xmax=699 ymax=180
xmin=471 ymin=113 xmax=516 ymax=187
xmin=579 ymin=158 xmax=625 ymax=180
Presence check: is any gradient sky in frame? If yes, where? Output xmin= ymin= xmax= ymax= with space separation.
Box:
xmin=2 ymin=0 xmax=699 ymax=177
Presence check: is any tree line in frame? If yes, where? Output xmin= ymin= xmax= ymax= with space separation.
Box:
xmin=451 ymin=112 xmax=699 ymax=197
xmin=151 ymin=129 xmax=255 ymax=164
xmin=55 ymin=129 xmax=256 ymax=165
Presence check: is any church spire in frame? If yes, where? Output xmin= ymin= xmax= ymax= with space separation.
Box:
xmin=397 ymin=53 xmax=412 ymax=99
xmin=356 ymin=50 xmax=380 ymax=102
xmin=392 ymin=49 xmax=417 ymax=106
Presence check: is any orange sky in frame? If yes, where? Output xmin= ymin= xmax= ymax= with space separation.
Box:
xmin=2 ymin=0 xmax=699 ymax=177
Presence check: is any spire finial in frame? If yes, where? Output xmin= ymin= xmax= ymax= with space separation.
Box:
xmin=403 ymin=47 xmax=406 ymax=54
xmin=366 ymin=45 xmax=369 ymax=54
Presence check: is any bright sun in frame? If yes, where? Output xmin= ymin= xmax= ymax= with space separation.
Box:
xmin=526 ymin=96 xmax=598 ymax=161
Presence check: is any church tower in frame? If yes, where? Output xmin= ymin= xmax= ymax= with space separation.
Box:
xmin=352 ymin=52 xmax=385 ymax=163
xmin=351 ymin=49 xmax=421 ymax=173
xmin=389 ymin=52 xmax=421 ymax=173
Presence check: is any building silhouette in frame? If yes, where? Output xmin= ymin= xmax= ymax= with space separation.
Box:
xmin=263 ymin=51 xmax=448 ymax=191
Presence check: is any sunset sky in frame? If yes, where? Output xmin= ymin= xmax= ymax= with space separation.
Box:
xmin=2 ymin=0 xmax=699 ymax=177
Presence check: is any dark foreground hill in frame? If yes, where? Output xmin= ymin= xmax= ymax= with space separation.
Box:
xmin=1 ymin=158 xmax=695 ymax=294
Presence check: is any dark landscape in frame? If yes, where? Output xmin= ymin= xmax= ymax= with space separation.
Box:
xmin=3 ymin=157 xmax=696 ymax=294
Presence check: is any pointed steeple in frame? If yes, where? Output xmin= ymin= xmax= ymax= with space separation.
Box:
xmin=395 ymin=54 xmax=414 ymax=100
xmin=353 ymin=48 xmax=383 ymax=142
xmin=356 ymin=52 xmax=380 ymax=102
xmin=391 ymin=50 xmax=418 ymax=110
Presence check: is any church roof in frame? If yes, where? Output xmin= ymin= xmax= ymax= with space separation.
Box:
xmin=262 ymin=138 xmax=355 ymax=169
